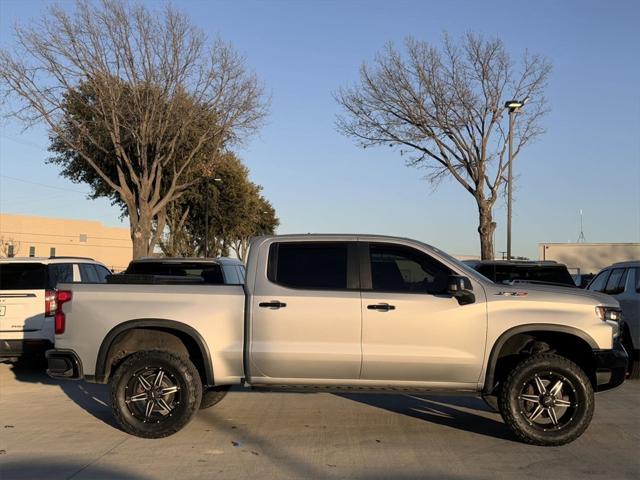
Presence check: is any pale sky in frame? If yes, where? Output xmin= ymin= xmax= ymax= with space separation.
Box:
xmin=1 ymin=0 xmax=639 ymax=259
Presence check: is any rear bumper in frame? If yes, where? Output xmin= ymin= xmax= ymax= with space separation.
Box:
xmin=593 ymin=341 xmax=628 ymax=392
xmin=0 ymin=339 xmax=52 ymax=357
xmin=45 ymin=349 xmax=83 ymax=380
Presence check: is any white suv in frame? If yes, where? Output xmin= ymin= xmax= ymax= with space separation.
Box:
xmin=588 ymin=261 xmax=640 ymax=378
xmin=0 ymin=256 xmax=111 ymax=358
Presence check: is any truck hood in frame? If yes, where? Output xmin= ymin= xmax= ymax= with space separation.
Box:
xmin=485 ymin=282 xmax=619 ymax=308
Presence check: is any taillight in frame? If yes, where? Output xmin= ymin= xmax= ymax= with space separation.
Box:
xmin=44 ymin=289 xmax=57 ymax=317
xmin=54 ymin=290 xmax=72 ymax=335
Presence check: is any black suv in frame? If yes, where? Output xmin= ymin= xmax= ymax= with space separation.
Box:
xmin=464 ymin=260 xmax=576 ymax=287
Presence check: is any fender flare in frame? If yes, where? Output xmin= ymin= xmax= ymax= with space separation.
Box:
xmin=94 ymin=318 xmax=214 ymax=385
xmin=483 ymin=324 xmax=599 ymax=393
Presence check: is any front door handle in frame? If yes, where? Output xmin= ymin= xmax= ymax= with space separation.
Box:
xmin=367 ymin=303 xmax=396 ymax=312
xmin=259 ymin=301 xmax=287 ymax=309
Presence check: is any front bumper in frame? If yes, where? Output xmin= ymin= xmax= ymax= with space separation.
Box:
xmin=593 ymin=341 xmax=628 ymax=392
xmin=45 ymin=349 xmax=83 ymax=380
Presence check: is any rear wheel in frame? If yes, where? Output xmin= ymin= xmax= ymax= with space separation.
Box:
xmin=499 ymin=353 xmax=594 ymax=446
xmin=111 ymin=350 xmax=202 ymax=438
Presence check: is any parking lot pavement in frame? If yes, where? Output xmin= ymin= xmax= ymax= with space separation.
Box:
xmin=0 ymin=362 xmax=638 ymax=480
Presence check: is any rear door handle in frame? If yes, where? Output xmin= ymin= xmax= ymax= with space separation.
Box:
xmin=259 ymin=301 xmax=287 ymax=309
xmin=367 ymin=303 xmax=396 ymax=312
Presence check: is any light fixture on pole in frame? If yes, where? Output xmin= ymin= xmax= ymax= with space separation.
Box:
xmin=504 ymin=96 xmax=529 ymax=261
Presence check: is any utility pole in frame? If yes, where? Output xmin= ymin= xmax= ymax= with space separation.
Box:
xmin=202 ymin=176 xmax=223 ymax=258
xmin=204 ymin=190 xmax=209 ymax=258
xmin=504 ymin=97 xmax=529 ymax=261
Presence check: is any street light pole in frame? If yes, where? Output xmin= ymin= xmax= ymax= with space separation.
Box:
xmin=504 ymin=97 xmax=529 ymax=261
xmin=507 ymin=108 xmax=514 ymax=261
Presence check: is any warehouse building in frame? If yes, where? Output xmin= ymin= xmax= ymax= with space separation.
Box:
xmin=0 ymin=213 xmax=132 ymax=272
xmin=539 ymin=242 xmax=640 ymax=275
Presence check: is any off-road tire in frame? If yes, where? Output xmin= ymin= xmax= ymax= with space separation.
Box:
xmin=111 ymin=350 xmax=202 ymax=439
xmin=622 ymin=335 xmax=640 ymax=379
xmin=499 ymin=353 xmax=594 ymax=446
xmin=200 ymin=386 xmax=230 ymax=409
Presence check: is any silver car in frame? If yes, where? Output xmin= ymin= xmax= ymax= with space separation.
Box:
xmin=588 ymin=261 xmax=640 ymax=378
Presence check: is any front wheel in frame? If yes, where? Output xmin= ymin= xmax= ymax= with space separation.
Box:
xmin=111 ymin=350 xmax=203 ymax=438
xmin=499 ymin=353 xmax=594 ymax=446
xmin=200 ymin=386 xmax=230 ymax=409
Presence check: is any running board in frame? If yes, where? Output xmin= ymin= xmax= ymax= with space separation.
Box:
xmin=242 ymin=384 xmax=476 ymax=394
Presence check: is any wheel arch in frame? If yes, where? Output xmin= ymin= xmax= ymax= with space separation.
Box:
xmin=94 ymin=319 xmax=214 ymax=386
xmin=483 ymin=324 xmax=599 ymax=394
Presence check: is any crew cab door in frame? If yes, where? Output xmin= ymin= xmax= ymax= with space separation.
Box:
xmin=360 ymin=242 xmax=487 ymax=385
xmin=249 ymin=241 xmax=362 ymax=381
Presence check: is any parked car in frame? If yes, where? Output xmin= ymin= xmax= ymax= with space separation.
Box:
xmin=464 ymin=260 xmax=577 ymax=287
xmin=572 ymin=273 xmax=596 ymax=289
xmin=108 ymin=257 xmax=245 ymax=285
xmin=587 ymin=261 xmax=639 ymax=378
xmin=46 ymin=235 xmax=626 ymax=446
xmin=0 ymin=256 xmax=111 ymax=357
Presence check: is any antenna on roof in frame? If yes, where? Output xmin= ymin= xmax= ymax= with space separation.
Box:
xmin=577 ymin=209 xmax=586 ymax=243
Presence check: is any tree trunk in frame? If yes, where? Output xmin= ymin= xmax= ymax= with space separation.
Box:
xmin=477 ymin=201 xmax=496 ymax=260
xmin=131 ymin=209 xmax=154 ymax=259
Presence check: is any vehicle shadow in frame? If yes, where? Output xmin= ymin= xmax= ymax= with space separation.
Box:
xmin=201 ymin=406 xmax=491 ymax=480
xmin=0 ymin=458 xmax=147 ymax=480
xmin=5 ymin=358 xmax=514 ymax=443
xmin=4 ymin=357 xmax=120 ymax=431
xmin=337 ymin=392 xmax=516 ymax=442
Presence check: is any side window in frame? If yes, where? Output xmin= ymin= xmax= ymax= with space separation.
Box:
xmin=79 ymin=263 xmax=99 ymax=283
xmin=47 ymin=263 xmax=73 ymax=288
xmin=617 ymin=268 xmax=629 ymax=293
xmin=268 ymin=242 xmax=348 ymax=290
xmin=94 ymin=265 xmax=112 ymax=282
xmin=635 ymin=268 xmax=640 ymax=293
xmin=369 ymin=244 xmax=451 ymax=294
xmin=588 ymin=270 xmax=610 ymax=292
xmin=604 ymin=268 xmax=625 ymax=295
xmin=237 ymin=266 xmax=246 ymax=283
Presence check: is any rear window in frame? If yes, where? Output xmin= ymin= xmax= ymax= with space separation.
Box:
xmin=476 ymin=264 xmax=575 ymax=286
xmin=125 ymin=262 xmax=224 ymax=284
xmin=0 ymin=263 xmax=47 ymax=290
xmin=268 ymin=242 xmax=348 ymax=290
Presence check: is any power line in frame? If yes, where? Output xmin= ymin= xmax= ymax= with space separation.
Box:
xmin=0 ymin=133 xmax=48 ymax=151
xmin=0 ymin=230 xmax=130 ymax=242
xmin=0 ymin=174 xmax=90 ymax=194
xmin=1 ymin=239 xmax=132 ymax=249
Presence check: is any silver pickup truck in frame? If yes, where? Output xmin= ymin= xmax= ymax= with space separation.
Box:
xmin=46 ymin=234 xmax=628 ymax=446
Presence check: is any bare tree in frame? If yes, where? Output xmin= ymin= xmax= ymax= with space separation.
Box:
xmin=0 ymin=0 xmax=267 ymax=258
xmin=336 ymin=34 xmax=551 ymax=259
xmin=0 ymin=236 xmax=21 ymax=258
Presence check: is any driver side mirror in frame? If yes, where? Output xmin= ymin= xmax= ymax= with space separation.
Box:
xmin=447 ymin=275 xmax=475 ymax=305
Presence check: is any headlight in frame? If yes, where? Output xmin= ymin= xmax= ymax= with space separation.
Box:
xmin=595 ymin=306 xmax=622 ymax=322
xmin=595 ymin=306 xmax=622 ymax=339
